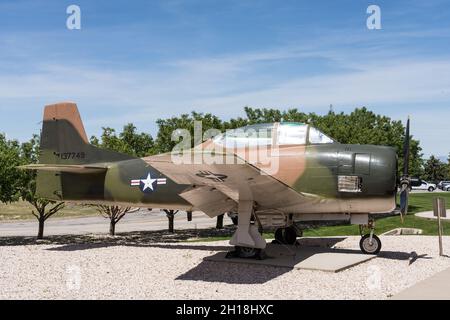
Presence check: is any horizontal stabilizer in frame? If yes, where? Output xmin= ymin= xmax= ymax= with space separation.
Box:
xmin=18 ymin=163 xmax=108 ymax=173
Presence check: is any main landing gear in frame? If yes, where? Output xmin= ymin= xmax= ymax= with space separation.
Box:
xmin=227 ymin=200 xmax=267 ymax=260
xmin=274 ymin=225 xmax=302 ymax=245
xmin=225 ymin=245 xmax=267 ymax=260
xmin=359 ymin=219 xmax=382 ymax=254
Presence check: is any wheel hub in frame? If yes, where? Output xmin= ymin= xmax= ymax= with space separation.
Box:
xmin=238 ymin=246 xmax=257 ymax=258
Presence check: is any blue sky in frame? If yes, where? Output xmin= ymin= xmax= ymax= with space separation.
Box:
xmin=0 ymin=0 xmax=450 ymax=158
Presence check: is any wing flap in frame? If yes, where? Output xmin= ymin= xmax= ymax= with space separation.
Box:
xmin=180 ymin=186 xmax=236 ymax=218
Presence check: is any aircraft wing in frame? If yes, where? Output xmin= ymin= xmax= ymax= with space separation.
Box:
xmin=144 ymin=151 xmax=309 ymax=217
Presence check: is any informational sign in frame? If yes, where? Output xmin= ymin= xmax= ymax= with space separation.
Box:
xmin=433 ymin=198 xmax=447 ymax=217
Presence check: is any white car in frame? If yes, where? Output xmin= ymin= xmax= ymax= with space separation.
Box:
xmin=411 ymin=180 xmax=436 ymax=192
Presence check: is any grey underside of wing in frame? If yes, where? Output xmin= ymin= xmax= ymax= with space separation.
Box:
xmin=144 ymin=153 xmax=309 ymax=217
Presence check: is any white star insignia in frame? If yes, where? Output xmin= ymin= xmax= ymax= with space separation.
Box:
xmin=141 ymin=173 xmax=157 ymax=191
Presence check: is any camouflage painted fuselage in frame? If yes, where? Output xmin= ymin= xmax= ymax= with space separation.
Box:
xmin=35 ymin=103 xmax=397 ymax=218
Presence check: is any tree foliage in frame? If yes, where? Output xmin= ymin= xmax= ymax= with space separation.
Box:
xmin=423 ymin=156 xmax=448 ymax=183
xmin=19 ymin=134 xmax=65 ymax=239
xmin=155 ymin=112 xmax=224 ymax=153
xmin=0 ymin=134 xmax=26 ymax=203
xmin=90 ymin=123 xmax=155 ymax=157
xmin=0 ymin=133 xmax=65 ymax=238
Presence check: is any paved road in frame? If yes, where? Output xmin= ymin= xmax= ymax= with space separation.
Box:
xmin=393 ymin=265 xmax=450 ymax=300
xmin=410 ymin=190 xmax=449 ymax=194
xmin=0 ymin=209 xmax=231 ymax=237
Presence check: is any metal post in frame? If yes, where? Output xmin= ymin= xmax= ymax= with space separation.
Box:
xmin=433 ymin=198 xmax=445 ymax=256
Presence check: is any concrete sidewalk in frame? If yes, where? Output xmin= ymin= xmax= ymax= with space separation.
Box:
xmin=205 ymin=238 xmax=376 ymax=272
xmin=393 ymin=265 xmax=450 ymax=300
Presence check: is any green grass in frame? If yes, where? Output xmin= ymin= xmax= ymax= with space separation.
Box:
xmin=302 ymin=192 xmax=450 ymax=237
xmin=0 ymin=200 xmax=98 ymax=221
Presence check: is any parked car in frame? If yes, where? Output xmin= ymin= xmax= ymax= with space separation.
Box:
xmin=411 ymin=178 xmax=436 ymax=192
xmin=437 ymin=181 xmax=450 ymax=191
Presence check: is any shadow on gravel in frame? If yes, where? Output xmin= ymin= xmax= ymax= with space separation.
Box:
xmin=177 ymin=260 xmax=291 ymax=284
xmin=378 ymin=250 xmax=433 ymax=264
xmin=0 ymin=225 xmax=236 ymax=248
xmin=175 ymin=238 xmax=371 ymax=284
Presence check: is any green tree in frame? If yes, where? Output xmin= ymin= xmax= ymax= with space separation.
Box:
xmin=94 ymin=205 xmax=132 ymax=236
xmin=446 ymin=153 xmax=450 ymax=180
xmin=423 ymin=156 xmax=447 ymax=183
xmin=90 ymin=123 xmax=155 ymax=157
xmin=155 ymin=112 xmax=224 ymax=153
xmin=163 ymin=209 xmax=179 ymax=233
xmin=19 ymin=135 xmax=65 ymax=239
xmin=21 ymin=178 xmax=65 ymax=239
xmin=0 ymin=134 xmax=23 ymax=203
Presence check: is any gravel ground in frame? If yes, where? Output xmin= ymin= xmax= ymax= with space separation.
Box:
xmin=1 ymin=235 xmax=450 ymax=300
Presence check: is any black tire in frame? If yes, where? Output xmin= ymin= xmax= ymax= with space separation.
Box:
xmin=284 ymin=226 xmax=297 ymax=244
xmin=274 ymin=228 xmax=283 ymax=243
xmin=359 ymin=234 xmax=382 ymax=254
xmin=428 ymin=187 xmax=435 ymax=192
xmin=236 ymin=246 xmax=259 ymax=258
xmin=231 ymin=216 xmax=238 ymax=226
xmin=447 ymin=187 xmax=450 ymax=192
xmin=274 ymin=226 xmax=297 ymax=245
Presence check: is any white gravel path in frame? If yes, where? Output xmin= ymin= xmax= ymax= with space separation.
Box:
xmin=1 ymin=236 xmax=450 ymax=300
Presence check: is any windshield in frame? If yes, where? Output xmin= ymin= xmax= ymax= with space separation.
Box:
xmin=308 ymin=127 xmax=335 ymax=144
xmin=212 ymin=123 xmax=273 ymax=147
xmin=212 ymin=122 xmax=335 ymax=147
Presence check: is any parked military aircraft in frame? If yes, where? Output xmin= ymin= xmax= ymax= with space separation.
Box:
xmin=21 ymin=102 xmax=412 ymax=258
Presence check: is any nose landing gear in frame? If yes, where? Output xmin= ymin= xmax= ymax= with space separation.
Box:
xmin=359 ymin=219 xmax=382 ymax=254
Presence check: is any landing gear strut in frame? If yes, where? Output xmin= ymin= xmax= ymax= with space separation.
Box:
xmin=228 ymin=200 xmax=267 ymax=259
xmin=359 ymin=219 xmax=382 ymax=254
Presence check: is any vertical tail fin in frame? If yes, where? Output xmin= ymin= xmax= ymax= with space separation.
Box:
xmin=36 ymin=102 xmax=133 ymax=200
xmin=40 ymin=102 xmax=90 ymax=164
xmin=39 ymin=102 xmax=132 ymax=165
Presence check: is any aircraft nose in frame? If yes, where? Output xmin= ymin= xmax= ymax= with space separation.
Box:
xmin=370 ymin=146 xmax=398 ymax=194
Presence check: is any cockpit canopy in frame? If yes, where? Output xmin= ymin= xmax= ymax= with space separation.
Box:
xmin=213 ymin=122 xmax=335 ymax=147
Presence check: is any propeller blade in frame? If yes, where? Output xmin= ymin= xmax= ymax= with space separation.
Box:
xmin=399 ymin=183 xmax=409 ymax=222
xmin=403 ymin=117 xmax=410 ymax=176
xmin=399 ymin=117 xmax=411 ymax=223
